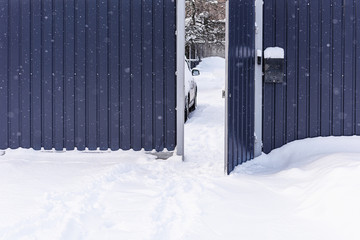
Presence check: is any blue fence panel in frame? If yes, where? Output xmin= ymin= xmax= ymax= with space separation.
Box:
xmin=227 ymin=0 xmax=255 ymax=174
xmin=263 ymin=0 xmax=360 ymax=153
xmin=0 ymin=0 xmax=177 ymax=152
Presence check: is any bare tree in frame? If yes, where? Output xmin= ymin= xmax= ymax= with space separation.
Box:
xmin=185 ymin=0 xmax=225 ymax=48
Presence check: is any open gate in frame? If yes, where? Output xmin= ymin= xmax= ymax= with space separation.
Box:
xmin=226 ymin=0 xmax=256 ymax=174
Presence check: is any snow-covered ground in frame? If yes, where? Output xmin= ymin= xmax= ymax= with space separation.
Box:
xmin=2 ymin=57 xmax=360 ymax=239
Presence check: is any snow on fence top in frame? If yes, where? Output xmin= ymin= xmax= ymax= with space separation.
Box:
xmin=264 ymin=47 xmax=284 ymax=59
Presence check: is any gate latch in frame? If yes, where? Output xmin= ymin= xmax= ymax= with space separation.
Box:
xmin=264 ymin=47 xmax=284 ymax=83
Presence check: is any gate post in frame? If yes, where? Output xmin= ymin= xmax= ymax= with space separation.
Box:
xmin=224 ymin=0 xmax=229 ymax=173
xmin=254 ymin=0 xmax=263 ymax=157
xmin=176 ymin=0 xmax=185 ymax=159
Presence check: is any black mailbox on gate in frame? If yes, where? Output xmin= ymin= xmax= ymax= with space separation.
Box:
xmin=264 ymin=47 xmax=284 ymax=83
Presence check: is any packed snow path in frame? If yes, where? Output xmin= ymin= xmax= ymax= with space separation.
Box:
xmin=1 ymin=57 xmax=360 ymax=239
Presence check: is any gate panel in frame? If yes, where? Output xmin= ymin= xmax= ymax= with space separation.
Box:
xmin=226 ymin=0 xmax=255 ymax=174
xmin=263 ymin=0 xmax=360 ymax=153
xmin=0 ymin=0 xmax=177 ymax=151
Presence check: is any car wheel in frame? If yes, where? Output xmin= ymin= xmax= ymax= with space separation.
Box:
xmin=184 ymin=97 xmax=189 ymax=122
xmin=190 ymin=89 xmax=197 ymax=112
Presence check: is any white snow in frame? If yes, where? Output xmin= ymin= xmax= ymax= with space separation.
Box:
xmin=257 ymin=49 xmax=262 ymax=58
xmin=264 ymin=46 xmax=284 ymax=59
xmin=1 ymin=57 xmax=360 ymax=240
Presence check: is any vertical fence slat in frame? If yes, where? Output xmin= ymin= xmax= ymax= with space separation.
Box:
xmin=286 ymin=0 xmax=297 ymax=143
xmin=53 ymin=0 xmax=64 ymax=150
xmin=64 ymin=0 xmax=75 ymax=149
xmin=142 ymin=0 xmax=153 ymax=151
xmin=164 ymin=0 xmax=176 ymax=151
xmin=239 ymin=0 xmax=245 ymax=164
xmin=274 ymin=0 xmax=285 ymax=149
xmin=154 ymin=0 xmax=164 ymax=151
xmin=356 ymin=1 xmax=360 ymax=134
xmin=0 ymin=0 xmax=8 ymax=149
xmin=248 ymin=1 xmax=255 ymax=160
xmin=86 ymin=0 xmax=97 ymax=150
xmin=309 ymin=0 xmax=320 ymax=137
xmin=263 ymin=0 xmax=275 ymax=153
xmin=31 ymin=0 xmax=42 ymax=150
xmin=238 ymin=0 xmax=244 ymax=164
xmin=120 ymin=0 xmax=131 ymax=150
xmin=343 ymin=0 xmax=354 ymax=135
xmin=20 ymin=0 xmax=31 ymax=148
xmin=227 ymin=0 xmax=234 ymax=171
xmin=75 ymin=0 xmax=86 ymax=150
xmin=332 ymin=0 xmax=343 ymax=136
xmin=109 ymin=0 xmax=119 ymax=150
xmin=98 ymin=0 xmax=108 ymax=150
xmin=242 ymin=1 xmax=248 ymax=163
xmin=131 ymin=0 xmax=142 ymax=151
xmin=321 ymin=0 xmax=332 ymax=136
xmin=297 ymin=0 xmax=309 ymax=140
xmin=42 ymin=0 xmax=53 ymax=150
xmin=233 ymin=0 xmax=240 ymax=165
xmin=246 ymin=0 xmax=253 ymax=161
xmin=251 ymin=2 xmax=255 ymax=159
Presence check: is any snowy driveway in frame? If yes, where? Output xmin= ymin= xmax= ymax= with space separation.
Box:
xmin=1 ymin=58 xmax=360 ymax=240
